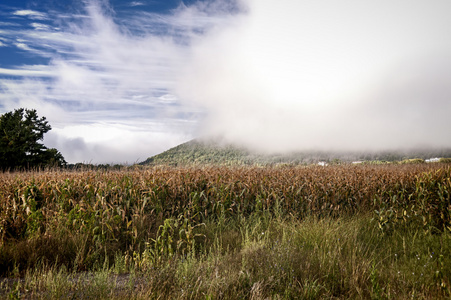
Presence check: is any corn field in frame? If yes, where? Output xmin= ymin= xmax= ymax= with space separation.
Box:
xmin=0 ymin=164 xmax=449 ymax=267
xmin=0 ymin=163 xmax=450 ymax=298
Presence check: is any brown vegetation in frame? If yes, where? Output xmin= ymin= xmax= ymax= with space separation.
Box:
xmin=0 ymin=163 xmax=450 ymax=298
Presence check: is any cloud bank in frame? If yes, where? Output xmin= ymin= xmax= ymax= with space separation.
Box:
xmin=1 ymin=0 xmax=451 ymax=163
xmin=177 ymin=0 xmax=451 ymax=152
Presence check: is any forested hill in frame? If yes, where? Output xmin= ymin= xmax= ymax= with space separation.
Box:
xmin=139 ymin=139 xmax=258 ymax=166
xmin=139 ymin=139 xmax=451 ymax=166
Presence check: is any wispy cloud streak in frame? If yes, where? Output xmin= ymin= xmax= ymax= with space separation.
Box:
xmin=13 ymin=10 xmax=48 ymax=20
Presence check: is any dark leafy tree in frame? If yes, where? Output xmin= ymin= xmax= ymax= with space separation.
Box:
xmin=0 ymin=108 xmax=66 ymax=170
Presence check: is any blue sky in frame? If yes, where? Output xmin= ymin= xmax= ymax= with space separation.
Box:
xmin=1 ymin=0 xmax=451 ymax=163
xmin=0 ymin=0 xmax=197 ymax=66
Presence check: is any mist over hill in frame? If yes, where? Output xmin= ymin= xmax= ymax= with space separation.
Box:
xmin=140 ymin=139 xmax=451 ymax=166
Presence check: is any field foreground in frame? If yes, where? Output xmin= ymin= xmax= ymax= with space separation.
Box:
xmin=0 ymin=164 xmax=450 ymax=299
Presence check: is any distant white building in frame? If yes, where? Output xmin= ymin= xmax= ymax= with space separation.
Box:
xmin=318 ymin=161 xmax=328 ymax=166
xmin=425 ymin=157 xmax=440 ymax=163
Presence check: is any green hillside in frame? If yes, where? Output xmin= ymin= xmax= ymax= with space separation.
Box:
xmin=139 ymin=139 xmax=259 ymax=166
xmin=140 ymin=139 xmax=451 ymax=166
xmin=139 ymin=139 xmax=321 ymax=166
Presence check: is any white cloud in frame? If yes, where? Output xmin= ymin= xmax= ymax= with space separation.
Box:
xmin=13 ymin=10 xmax=48 ymax=20
xmin=158 ymin=94 xmax=177 ymax=103
xmin=44 ymin=121 xmax=194 ymax=164
xmin=0 ymin=66 xmax=55 ymax=77
xmin=130 ymin=1 xmax=145 ymax=7
xmin=14 ymin=42 xmax=32 ymax=51
xmin=30 ymin=23 xmax=51 ymax=31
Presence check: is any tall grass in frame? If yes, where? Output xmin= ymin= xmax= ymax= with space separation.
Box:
xmin=0 ymin=164 xmax=450 ymax=298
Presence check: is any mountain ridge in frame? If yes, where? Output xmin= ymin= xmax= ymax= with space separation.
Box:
xmin=139 ymin=139 xmax=451 ymax=166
